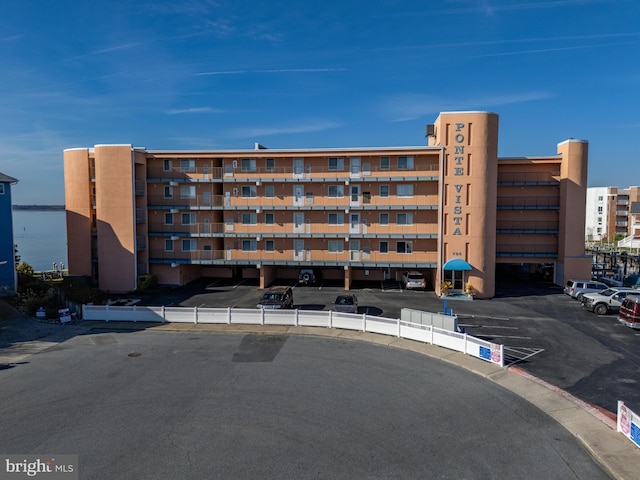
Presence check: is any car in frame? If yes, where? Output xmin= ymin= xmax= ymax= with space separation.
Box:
xmin=618 ymin=295 xmax=640 ymax=329
xmin=402 ymin=271 xmax=426 ymax=290
xmin=298 ymin=268 xmax=321 ymax=286
xmin=581 ymin=287 xmax=640 ymax=315
xmin=257 ymin=286 xmax=294 ymax=309
xmin=564 ymin=279 xmax=608 ymax=300
xmin=332 ymin=294 xmax=358 ymax=314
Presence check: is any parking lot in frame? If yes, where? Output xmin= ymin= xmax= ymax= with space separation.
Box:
xmin=128 ymin=275 xmax=640 ymax=415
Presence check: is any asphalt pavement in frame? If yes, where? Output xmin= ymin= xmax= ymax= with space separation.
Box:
xmin=1 ymin=297 xmax=640 ymax=479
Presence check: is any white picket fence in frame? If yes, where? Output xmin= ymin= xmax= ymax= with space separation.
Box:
xmin=82 ymin=305 xmax=504 ymax=366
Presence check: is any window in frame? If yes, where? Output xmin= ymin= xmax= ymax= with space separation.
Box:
xmin=163 ymin=159 xmax=172 ymax=171
xmin=597 ymin=206 xmax=603 ymax=213
xmin=396 ymin=241 xmax=412 ymax=254
xmin=164 ymin=213 xmax=173 ymax=225
xmin=266 ymin=158 xmax=275 ymax=172
xmin=181 ymin=213 xmax=196 ymax=225
xmin=241 ymin=186 xmax=257 ymax=197
xmin=182 ymin=239 xmax=197 ymax=251
xmin=597 ymin=217 xmax=602 ymax=224
xmin=328 ymin=240 xmax=344 ymax=253
xmin=380 ymin=156 xmax=390 ymax=170
xmin=0 ymin=184 xmax=5 ymax=195
xmin=397 ymin=213 xmax=413 ymax=225
xmin=397 ymin=184 xmax=414 ymax=197
xmin=379 ymin=241 xmax=388 ymax=254
xmin=180 ymin=185 xmax=196 ymax=199
xmin=265 ymin=185 xmax=275 ymax=198
xmin=180 ymin=159 xmax=195 ymax=172
xmin=397 ymin=156 xmax=414 ymax=170
xmin=328 ymin=157 xmax=344 ymax=171
xmin=265 ymin=213 xmax=275 ymax=225
xmin=328 ymin=185 xmax=344 ymax=197
xmin=598 ymin=196 xmax=603 ymax=202
xmin=265 ymin=240 xmax=275 ymax=252
xmin=379 ymin=185 xmax=389 ymax=197
xmin=242 ymin=213 xmax=257 ymax=225
xmin=241 ymin=158 xmax=256 ymax=172
xmin=242 ymin=240 xmax=257 ymax=251
xmin=165 ymin=239 xmax=174 ymax=251
xmin=379 ymin=213 xmax=389 ymax=226
xmin=164 ymin=186 xmax=173 ymax=198
xmin=328 ymin=213 xmax=344 ymax=225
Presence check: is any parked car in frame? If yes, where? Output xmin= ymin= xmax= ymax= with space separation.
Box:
xmin=581 ymin=287 xmax=640 ymax=315
xmin=564 ymin=279 xmax=608 ymax=300
xmin=618 ymin=295 xmax=640 ymax=329
xmin=402 ymin=271 xmax=426 ymax=290
xmin=333 ymin=294 xmax=358 ymax=314
xmin=298 ymin=268 xmax=321 ymax=286
xmin=257 ymin=286 xmax=294 ymax=309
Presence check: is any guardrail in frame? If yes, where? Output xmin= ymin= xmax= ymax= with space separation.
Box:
xmin=82 ymin=305 xmax=504 ymax=366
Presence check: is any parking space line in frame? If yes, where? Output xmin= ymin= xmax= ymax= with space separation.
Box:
xmin=459 ymin=325 xmax=518 ymax=330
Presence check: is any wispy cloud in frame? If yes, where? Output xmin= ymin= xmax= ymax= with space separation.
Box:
xmin=381 ymin=92 xmax=554 ymax=122
xmin=474 ymin=40 xmax=640 ymax=57
xmin=65 ymin=42 xmax=144 ymax=61
xmin=402 ymin=0 xmax=609 ymax=16
xmin=194 ymin=67 xmax=345 ymax=76
xmin=166 ymin=107 xmax=225 ymax=115
xmin=229 ymin=120 xmax=341 ymax=138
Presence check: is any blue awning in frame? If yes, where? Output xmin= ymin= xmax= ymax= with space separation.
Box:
xmin=443 ymin=258 xmax=472 ymax=271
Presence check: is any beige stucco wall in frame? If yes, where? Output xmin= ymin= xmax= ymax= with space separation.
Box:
xmin=64 ymin=149 xmax=93 ymax=277
xmin=94 ymin=145 xmax=137 ymax=292
xmin=433 ymin=112 xmax=499 ymax=298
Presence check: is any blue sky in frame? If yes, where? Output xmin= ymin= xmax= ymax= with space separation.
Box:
xmin=0 ymin=0 xmax=638 ymax=204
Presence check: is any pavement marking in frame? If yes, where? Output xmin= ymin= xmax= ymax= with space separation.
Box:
xmin=503 ymin=347 xmax=545 ymax=367
xmin=459 ymin=324 xmax=519 ymax=330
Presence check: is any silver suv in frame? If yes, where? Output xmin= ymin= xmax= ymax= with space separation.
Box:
xmin=581 ymin=287 xmax=640 ymax=315
xmin=564 ymin=279 xmax=608 ymax=300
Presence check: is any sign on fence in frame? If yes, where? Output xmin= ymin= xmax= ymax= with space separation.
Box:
xmin=618 ymin=401 xmax=640 ymax=449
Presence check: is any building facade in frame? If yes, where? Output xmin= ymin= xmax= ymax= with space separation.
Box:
xmin=585 ymin=186 xmax=640 ymax=245
xmin=0 ymin=172 xmax=18 ymax=295
xmin=64 ymin=111 xmax=591 ymax=298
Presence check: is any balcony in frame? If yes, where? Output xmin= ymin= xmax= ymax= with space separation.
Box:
xmin=148 ymin=248 xmax=438 ymax=267
xmin=150 ymin=166 xmax=224 ymax=181
xmin=497 ymin=196 xmax=559 ymax=210
xmin=135 ymin=209 xmax=146 ymax=224
xmin=496 ymin=244 xmax=558 ymax=258
xmin=135 ymin=180 xmax=146 ymax=195
xmin=496 ymin=220 xmax=559 ymax=234
xmin=497 ymin=172 xmax=560 ymax=186
xmin=136 ymin=236 xmax=147 ymax=251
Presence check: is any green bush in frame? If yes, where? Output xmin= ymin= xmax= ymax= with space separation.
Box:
xmin=16 ymin=261 xmax=34 ymax=276
xmin=137 ymin=274 xmax=158 ymax=292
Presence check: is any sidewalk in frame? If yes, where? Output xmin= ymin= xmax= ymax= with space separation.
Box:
xmin=2 ymin=299 xmax=640 ymax=479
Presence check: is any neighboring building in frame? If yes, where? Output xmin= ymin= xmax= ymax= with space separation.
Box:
xmin=585 ymin=186 xmax=640 ymax=246
xmin=0 ymin=172 xmax=18 ymax=295
xmin=64 ymin=111 xmax=591 ymax=299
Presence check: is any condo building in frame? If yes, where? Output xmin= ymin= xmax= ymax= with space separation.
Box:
xmin=0 ymin=172 xmax=18 ymax=295
xmin=585 ymin=186 xmax=640 ymax=246
xmin=64 ymin=111 xmax=591 ymax=298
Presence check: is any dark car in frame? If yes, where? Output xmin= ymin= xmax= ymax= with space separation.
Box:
xmin=333 ymin=294 xmax=358 ymax=314
xmin=298 ymin=268 xmax=321 ymax=286
xmin=257 ymin=286 xmax=294 ymax=309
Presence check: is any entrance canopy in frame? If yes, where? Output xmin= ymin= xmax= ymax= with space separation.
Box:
xmin=443 ymin=258 xmax=472 ymax=271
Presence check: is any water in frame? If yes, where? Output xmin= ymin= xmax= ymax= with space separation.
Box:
xmin=12 ymin=210 xmax=68 ymax=272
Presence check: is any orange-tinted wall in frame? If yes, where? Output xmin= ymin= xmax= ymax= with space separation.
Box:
xmin=64 ymin=149 xmax=93 ymax=276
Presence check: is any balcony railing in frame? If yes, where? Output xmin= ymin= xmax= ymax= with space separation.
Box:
xmin=497 ymin=172 xmax=560 ymax=185
xmin=496 ymin=197 xmax=559 ymax=210
xmin=149 ymin=249 xmax=438 ymax=264
xmin=496 ymin=244 xmax=558 ymax=257
xmin=496 ymin=220 xmax=559 ymax=233
xmin=136 ymin=236 xmax=147 ymax=251
xmin=147 ymin=222 xmax=439 ymax=237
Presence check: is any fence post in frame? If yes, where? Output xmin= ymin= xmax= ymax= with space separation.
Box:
xmin=430 ymin=325 xmax=434 ymax=344
xmin=227 ymin=306 xmax=231 ymax=324
xmin=362 ymin=313 xmax=366 ymax=332
xmin=162 ymin=305 xmax=166 ymax=323
xmin=329 ymin=310 xmax=333 ymax=328
xmin=105 ymin=304 xmax=109 ymax=322
xmin=194 ymin=306 xmax=198 ymax=324
xmin=295 ymin=309 xmax=299 ymax=327
xmin=500 ymin=344 xmax=505 ymax=367
xmin=260 ymin=307 xmax=265 ymax=325
xmin=397 ymin=318 xmax=401 ymax=337
xmin=463 ymin=333 xmax=468 ymax=354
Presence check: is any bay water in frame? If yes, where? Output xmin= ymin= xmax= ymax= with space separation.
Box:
xmin=12 ymin=210 xmax=68 ymax=273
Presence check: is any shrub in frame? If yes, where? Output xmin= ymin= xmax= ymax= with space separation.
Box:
xmin=16 ymin=261 xmax=34 ymax=276
xmin=137 ymin=274 xmax=158 ymax=293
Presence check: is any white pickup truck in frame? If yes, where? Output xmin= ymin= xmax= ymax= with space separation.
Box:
xmin=581 ymin=287 xmax=640 ymax=315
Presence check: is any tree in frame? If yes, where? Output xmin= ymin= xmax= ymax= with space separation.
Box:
xmin=16 ymin=261 xmax=34 ymax=276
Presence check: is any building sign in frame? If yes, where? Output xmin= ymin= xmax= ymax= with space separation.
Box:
xmin=618 ymin=401 xmax=640 ymax=449
xmin=450 ymin=122 xmax=467 ymax=236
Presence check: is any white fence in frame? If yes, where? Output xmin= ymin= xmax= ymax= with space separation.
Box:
xmin=82 ymin=305 xmax=504 ymax=367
